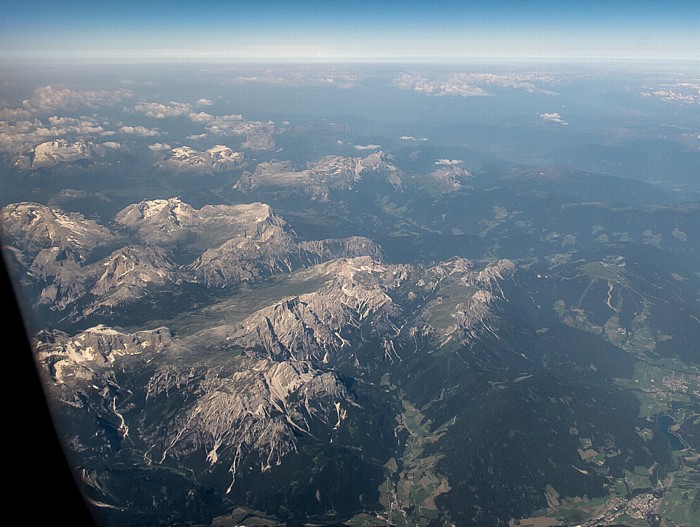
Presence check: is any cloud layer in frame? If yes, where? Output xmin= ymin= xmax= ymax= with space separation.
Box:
xmin=394 ymin=72 xmax=559 ymax=97
xmin=539 ymin=112 xmax=567 ymax=124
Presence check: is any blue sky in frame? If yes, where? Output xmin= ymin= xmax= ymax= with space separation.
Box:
xmin=2 ymin=1 xmax=699 ymax=63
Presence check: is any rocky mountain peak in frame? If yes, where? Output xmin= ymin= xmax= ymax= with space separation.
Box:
xmin=236 ymin=152 xmax=403 ymax=197
xmin=1 ymin=202 xmax=115 ymax=258
xmin=87 ymin=245 xmax=182 ymax=314
xmin=114 ymin=198 xmax=283 ymax=247
xmin=36 ymin=325 xmax=174 ymax=383
xmin=23 ymin=138 xmax=114 ymax=168
xmin=227 ymin=257 xmax=404 ymax=362
xmin=115 ymin=197 xmax=193 ymax=225
xmin=158 ymin=144 xmax=244 ymax=173
xmin=427 ymin=165 xmax=472 ymax=191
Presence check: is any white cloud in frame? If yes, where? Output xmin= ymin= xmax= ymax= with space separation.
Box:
xmin=133 ymin=102 xmax=250 ymax=137
xmin=134 ymin=101 xmax=193 ymax=119
xmin=539 ymin=112 xmax=567 ymax=125
xmin=188 ymin=111 xmax=215 ymax=123
xmin=399 ymin=135 xmax=428 ymax=141
xmin=102 ymin=141 xmax=125 ymax=151
xmin=394 ymin=72 xmax=559 ymax=97
xmin=354 ymin=144 xmax=381 ymax=150
xmin=394 ymin=73 xmax=489 ymax=96
xmin=119 ymin=125 xmax=160 ymax=137
xmin=204 ymin=113 xmax=246 ymax=133
xmin=132 ymin=101 xmax=275 ymax=148
xmin=148 ymin=142 xmax=172 ymax=151
xmin=0 ymin=114 xmax=107 ymax=154
xmin=206 ymin=116 xmax=268 ymax=138
xmin=47 ymin=116 xmax=83 ymax=126
xmin=640 ymin=83 xmax=700 ymax=104
xmin=43 ymin=116 xmax=106 ymax=134
xmin=186 ymin=133 xmax=208 ymax=140
xmin=0 ymin=119 xmax=56 ymax=153
xmin=30 ymin=85 xmax=133 ymax=111
xmin=435 ymin=159 xmax=463 ymax=165
xmin=196 ymin=98 xmax=213 ymax=106
xmin=0 ymin=107 xmax=36 ymax=120
xmin=231 ymin=68 xmax=364 ymax=88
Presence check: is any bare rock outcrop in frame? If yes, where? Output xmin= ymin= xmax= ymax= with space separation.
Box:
xmin=234 ymin=151 xmax=403 ymax=199
xmin=157 ymin=145 xmax=244 ymax=173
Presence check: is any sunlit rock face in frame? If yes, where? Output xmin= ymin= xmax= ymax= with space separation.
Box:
xmin=234 ymin=151 xmax=403 ymax=199
xmin=14 ymin=138 xmax=118 ymax=168
xmin=426 ymin=165 xmax=472 ymax=192
xmin=2 ymin=200 xmax=387 ymax=321
xmin=157 ymin=145 xmax=245 ymax=173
